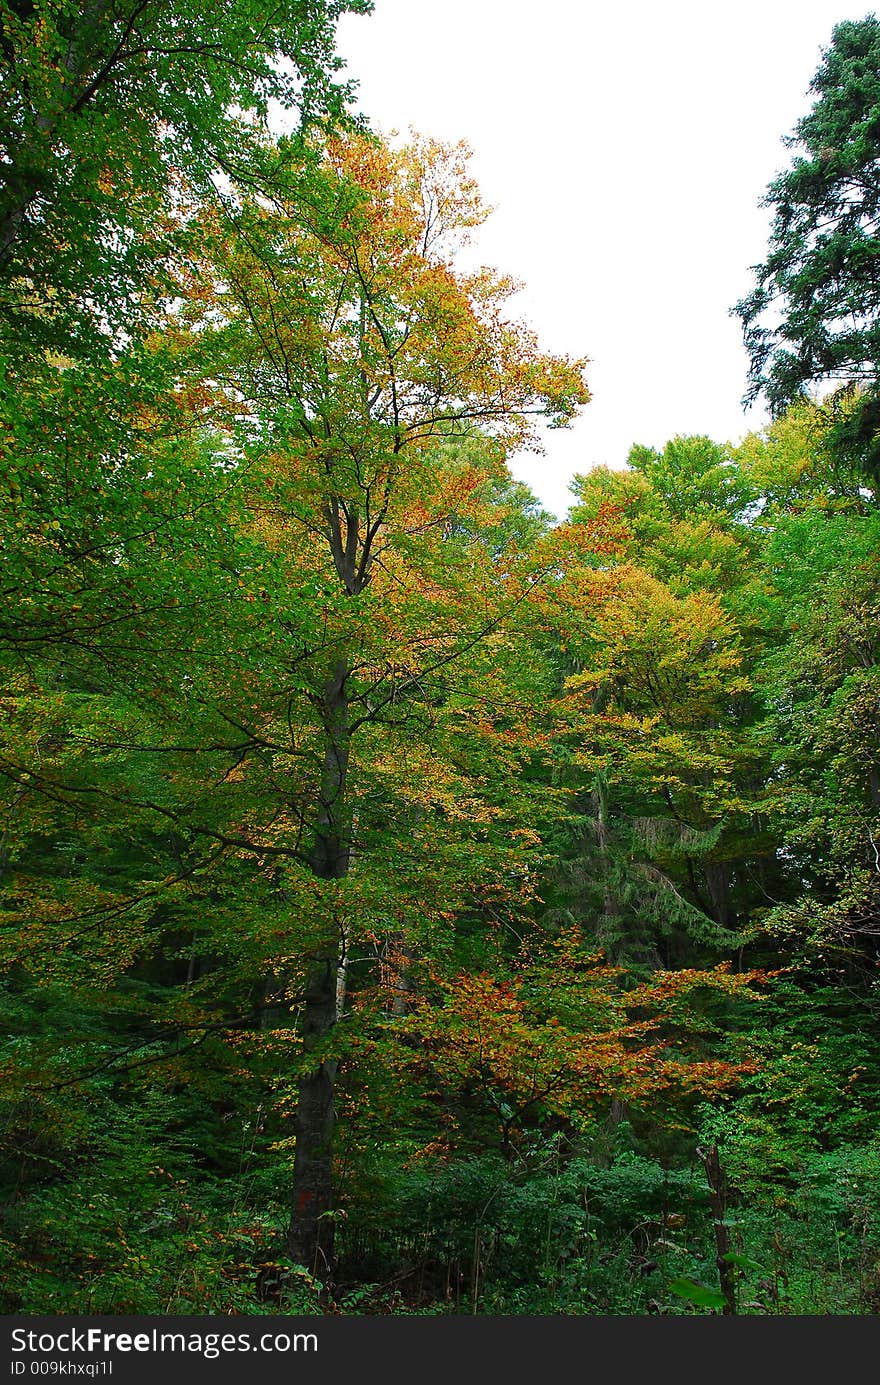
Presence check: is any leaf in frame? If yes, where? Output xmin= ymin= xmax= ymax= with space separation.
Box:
xmin=668 ymin=1277 xmax=726 ymax=1311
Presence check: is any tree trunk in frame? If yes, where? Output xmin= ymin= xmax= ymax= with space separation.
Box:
xmin=287 ymin=957 xmax=339 ymax=1274
xmin=593 ymin=775 xmax=620 ymax=959
xmin=0 ymin=0 xmax=137 ymax=270
xmin=698 ymin=1143 xmax=737 ymax=1315
xmin=705 ymin=859 xmax=736 ymax=931
xmin=0 ymin=131 xmax=54 ymax=271
xmin=0 ymin=178 xmax=41 ymax=269
xmin=287 ymin=658 xmax=350 ymax=1274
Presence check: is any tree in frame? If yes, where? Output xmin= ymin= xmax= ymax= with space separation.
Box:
xmin=0 ymin=0 xmax=368 ymax=354
xmin=189 ymin=130 xmax=589 ymax=1272
xmin=410 ymin=935 xmax=759 ymax=1159
xmin=549 ymin=442 xmax=771 ymax=967
xmin=736 ymin=17 xmax=880 ymax=481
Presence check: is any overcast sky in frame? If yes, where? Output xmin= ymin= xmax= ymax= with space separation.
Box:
xmin=335 ymin=0 xmax=870 ymax=517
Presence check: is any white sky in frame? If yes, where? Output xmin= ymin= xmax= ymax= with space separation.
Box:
xmin=335 ymin=0 xmax=870 ymax=518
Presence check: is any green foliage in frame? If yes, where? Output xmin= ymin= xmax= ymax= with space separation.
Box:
xmin=4 ymin=0 xmax=880 ymax=1319
xmin=736 ymin=16 xmax=880 ymax=483
xmin=335 ymin=1144 xmax=722 ymax=1315
xmin=0 ymin=0 xmax=370 ymax=355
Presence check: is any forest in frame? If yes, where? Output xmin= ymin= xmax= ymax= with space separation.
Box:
xmin=2 ymin=2 xmax=880 ymax=1318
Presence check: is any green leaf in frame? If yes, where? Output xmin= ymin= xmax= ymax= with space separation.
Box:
xmin=668 ymin=1277 xmax=726 ymax=1310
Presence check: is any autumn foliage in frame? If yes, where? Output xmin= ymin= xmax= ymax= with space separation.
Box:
xmin=3 ymin=3 xmax=880 ymax=1320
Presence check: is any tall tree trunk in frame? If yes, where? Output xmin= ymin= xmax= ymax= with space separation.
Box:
xmin=698 ymin=1143 xmax=737 ymax=1315
xmin=287 ymin=957 xmax=339 ymax=1274
xmin=0 ymin=3 xmax=107 ymax=270
xmin=0 ymin=128 xmax=54 ymax=270
xmin=287 ymin=658 xmax=350 ymax=1274
xmin=705 ymin=859 xmax=736 ymax=931
xmin=0 ymin=176 xmax=42 ymax=269
xmin=593 ymin=774 xmax=619 ymax=959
